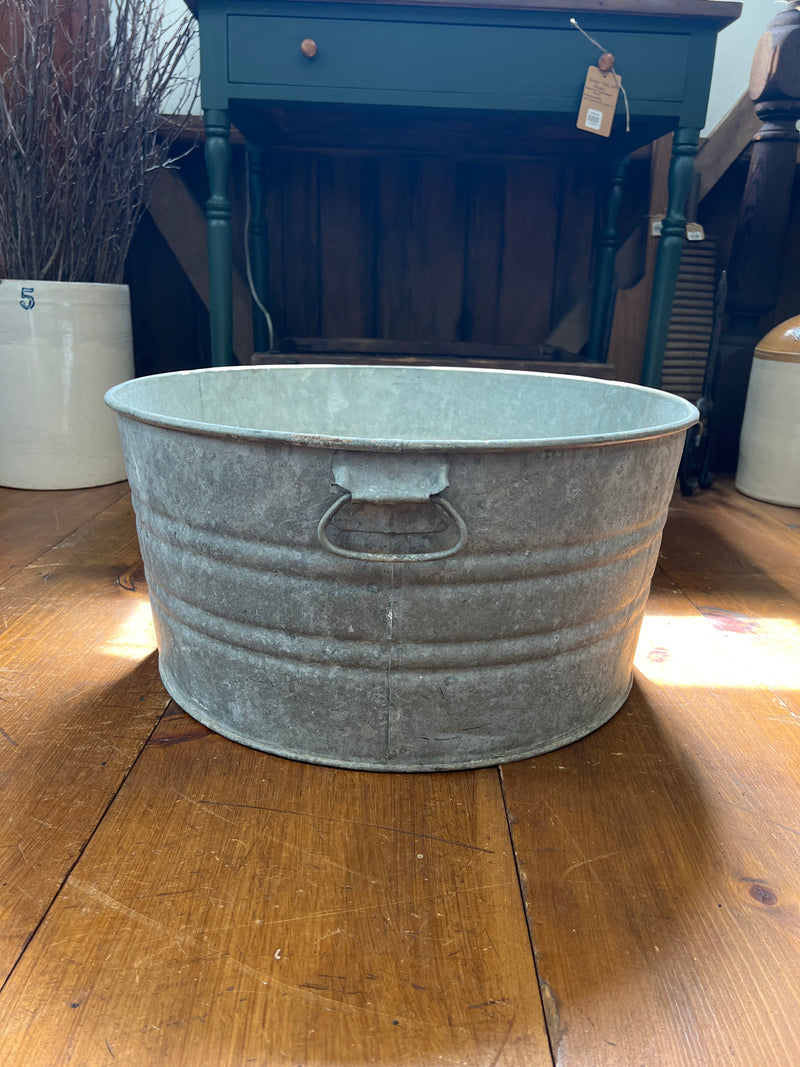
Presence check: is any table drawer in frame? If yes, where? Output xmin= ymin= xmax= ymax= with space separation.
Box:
xmin=227 ymin=13 xmax=689 ymax=110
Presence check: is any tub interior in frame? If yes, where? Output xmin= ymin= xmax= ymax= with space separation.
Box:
xmin=107 ymin=365 xmax=697 ymax=447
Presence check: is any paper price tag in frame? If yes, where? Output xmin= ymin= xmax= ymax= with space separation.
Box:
xmin=577 ymin=66 xmax=620 ymax=138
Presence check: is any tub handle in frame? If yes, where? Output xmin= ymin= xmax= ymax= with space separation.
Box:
xmin=317 ymin=492 xmax=467 ymax=563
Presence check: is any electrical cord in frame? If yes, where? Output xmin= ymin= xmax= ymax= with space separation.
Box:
xmin=244 ymin=157 xmax=276 ymax=352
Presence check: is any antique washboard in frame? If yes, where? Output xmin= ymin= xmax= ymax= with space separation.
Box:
xmin=659 ymin=236 xmax=718 ymax=402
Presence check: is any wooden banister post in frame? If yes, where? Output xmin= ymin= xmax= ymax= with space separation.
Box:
xmin=714 ymin=3 xmax=800 ymax=469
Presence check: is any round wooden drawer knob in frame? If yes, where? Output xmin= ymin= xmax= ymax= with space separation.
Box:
xmin=597 ymin=52 xmax=615 ymax=72
xmin=300 ymin=38 xmax=318 ymax=58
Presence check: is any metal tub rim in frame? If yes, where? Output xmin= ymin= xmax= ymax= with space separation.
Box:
xmin=105 ymin=364 xmax=699 ymax=453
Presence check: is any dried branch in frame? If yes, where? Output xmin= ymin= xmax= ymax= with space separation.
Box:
xmin=0 ymin=0 xmax=198 ymax=283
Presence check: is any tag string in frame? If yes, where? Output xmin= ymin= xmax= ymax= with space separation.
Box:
xmin=570 ymin=17 xmax=630 ymax=133
xmin=569 ymin=17 xmax=606 ymax=53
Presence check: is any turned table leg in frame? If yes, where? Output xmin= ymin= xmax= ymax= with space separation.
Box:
xmin=588 ymin=156 xmax=629 ymax=363
xmin=204 ymin=108 xmax=235 ymax=367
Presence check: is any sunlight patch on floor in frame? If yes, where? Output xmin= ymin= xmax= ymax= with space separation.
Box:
xmin=102 ymin=599 xmax=156 ymax=660
xmin=636 ymin=611 xmax=800 ymax=692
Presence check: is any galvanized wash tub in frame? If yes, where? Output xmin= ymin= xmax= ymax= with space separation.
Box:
xmin=106 ymin=365 xmax=697 ymax=771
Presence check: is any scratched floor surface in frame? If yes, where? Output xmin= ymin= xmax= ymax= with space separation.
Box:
xmin=0 ymin=478 xmax=798 ymax=1065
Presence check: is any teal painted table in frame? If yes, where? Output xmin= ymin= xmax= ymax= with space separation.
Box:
xmin=189 ymin=0 xmax=740 ymax=384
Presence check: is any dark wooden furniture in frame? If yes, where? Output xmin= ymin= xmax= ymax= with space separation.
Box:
xmin=189 ymin=0 xmax=739 ymax=384
xmin=714 ymin=4 xmax=800 ymax=467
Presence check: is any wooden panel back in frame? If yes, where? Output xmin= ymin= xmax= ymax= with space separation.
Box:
xmin=263 ymin=151 xmax=593 ymax=348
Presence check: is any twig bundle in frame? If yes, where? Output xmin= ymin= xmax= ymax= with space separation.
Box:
xmin=0 ymin=0 xmax=197 ymax=283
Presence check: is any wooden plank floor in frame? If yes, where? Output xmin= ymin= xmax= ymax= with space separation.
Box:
xmin=0 ymin=477 xmax=798 ymax=1065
